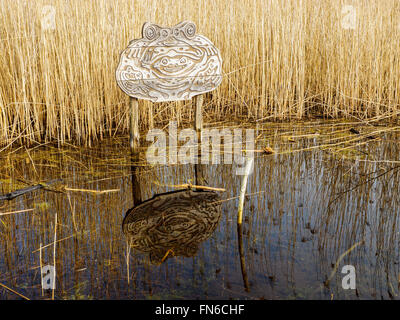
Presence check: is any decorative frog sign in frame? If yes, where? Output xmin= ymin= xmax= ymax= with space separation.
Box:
xmin=116 ymin=21 xmax=223 ymax=102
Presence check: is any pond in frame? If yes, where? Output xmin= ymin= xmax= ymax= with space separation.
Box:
xmin=0 ymin=121 xmax=399 ymax=300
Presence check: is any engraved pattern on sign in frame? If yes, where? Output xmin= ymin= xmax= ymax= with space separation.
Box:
xmin=115 ymin=21 xmax=223 ymax=102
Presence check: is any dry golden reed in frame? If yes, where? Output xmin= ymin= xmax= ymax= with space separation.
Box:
xmin=0 ymin=0 xmax=399 ymax=146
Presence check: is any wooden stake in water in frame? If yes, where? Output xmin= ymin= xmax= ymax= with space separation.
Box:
xmin=129 ymin=97 xmax=139 ymax=152
xmin=39 ymin=243 xmax=43 ymax=297
xmin=237 ymin=157 xmax=253 ymax=291
xmin=237 ymin=223 xmax=250 ymax=292
xmin=237 ymin=157 xmax=254 ymax=225
xmin=126 ymin=239 xmax=131 ymax=285
xmin=52 ymin=212 xmax=57 ymax=300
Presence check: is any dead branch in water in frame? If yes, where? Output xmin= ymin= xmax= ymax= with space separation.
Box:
xmin=0 ymin=179 xmax=62 ymax=201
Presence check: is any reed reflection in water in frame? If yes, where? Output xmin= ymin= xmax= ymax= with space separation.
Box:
xmin=0 ymin=122 xmax=399 ymax=299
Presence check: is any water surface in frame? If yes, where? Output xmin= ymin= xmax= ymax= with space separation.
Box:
xmin=0 ymin=121 xmax=399 ymax=299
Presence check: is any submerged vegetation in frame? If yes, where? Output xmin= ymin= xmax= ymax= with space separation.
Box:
xmin=0 ymin=122 xmax=400 ymax=299
xmin=0 ymin=0 xmax=399 ymax=146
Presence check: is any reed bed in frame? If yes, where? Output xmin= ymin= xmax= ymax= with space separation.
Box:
xmin=0 ymin=0 xmax=399 ymax=146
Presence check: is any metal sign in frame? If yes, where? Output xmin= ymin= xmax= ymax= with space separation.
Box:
xmin=116 ymin=21 xmax=223 ymax=102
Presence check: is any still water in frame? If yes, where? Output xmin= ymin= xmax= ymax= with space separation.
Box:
xmin=0 ymin=121 xmax=399 ymax=299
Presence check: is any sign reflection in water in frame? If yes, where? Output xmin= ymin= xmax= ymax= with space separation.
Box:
xmin=122 ymin=189 xmax=222 ymax=264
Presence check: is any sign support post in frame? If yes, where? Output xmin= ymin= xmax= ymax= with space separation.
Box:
xmin=129 ymin=97 xmax=139 ymax=152
xmin=195 ymin=94 xmax=203 ymax=132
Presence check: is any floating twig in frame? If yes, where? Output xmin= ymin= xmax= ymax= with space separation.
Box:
xmin=64 ymin=187 xmax=120 ymax=194
xmin=161 ymin=249 xmax=175 ymax=263
xmin=263 ymin=146 xmax=275 ymax=154
xmin=32 ymin=234 xmax=76 ymax=253
xmin=0 ymin=282 xmax=30 ymax=300
xmin=324 ymin=240 xmax=364 ymax=287
xmin=0 ymin=208 xmax=34 ymax=217
xmin=154 ymin=181 xmax=225 ymax=192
